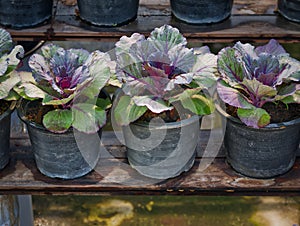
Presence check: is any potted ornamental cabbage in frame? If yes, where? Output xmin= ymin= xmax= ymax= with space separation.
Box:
xmin=113 ymin=25 xmax=217 ymax=179
xmin=216 ymin=39 xmax=300 ymax=178
xmin=0 ymin=28 xmax=24 ymax=170
xmin=17 ymin=44 xmax=114 ymax=179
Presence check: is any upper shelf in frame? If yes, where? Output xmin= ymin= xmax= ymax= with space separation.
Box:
xmin=2 ymin=0 xmax=300 ymax=43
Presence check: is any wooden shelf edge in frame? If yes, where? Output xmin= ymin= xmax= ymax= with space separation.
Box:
xmin=0 ymin=134 xmax=299 ymax=196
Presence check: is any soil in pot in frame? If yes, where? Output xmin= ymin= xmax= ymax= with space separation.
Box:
xmin=0 ymin=100 xmax=10 ymax=115
xmin=0 ymin=100 xmax=14 ymax=170
xmin=223 ymin=103 xmax=300 ymax=179
xmin=226 ymin=102 xmax=300 ymax=124
xmin=18 ymin=100 xmax=101 ymax=179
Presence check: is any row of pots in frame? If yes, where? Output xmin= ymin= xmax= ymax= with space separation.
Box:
xmin=2 ymin=95 xmax=300 ymax=180
xmin=0 ymin=0 xmax=299 ymax=28
xmin=0 ymin=25 xmax=299 ymax=182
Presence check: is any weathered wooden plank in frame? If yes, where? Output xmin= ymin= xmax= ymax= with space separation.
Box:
xmin=0 ymin=133 xmax=299 ymax=196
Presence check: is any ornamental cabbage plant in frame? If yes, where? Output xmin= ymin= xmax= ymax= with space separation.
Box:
xmin=0 ymin=28 xmax=24 ymax=101
xmin=217 ymin=39 xmax=300 ymax=128
xmin=18 ymin=44 xmax=114 ymax=133
xmin=113 ymin=25 xmax=217 ymax=125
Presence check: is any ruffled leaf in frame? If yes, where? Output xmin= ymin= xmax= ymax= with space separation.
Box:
xmin=170 ymin=88 xmax=214 ymax=115
xmin=149 ymin=25 xmax=187 ymax=54
xmin=217 ymin=80 xmax=253 ymax=109
xmin=0 ymin=29 xmax=13 ymax=56
xmin=192 ymin=53 xmax=217 ymax=89
xmin=255 ymin=39 xmax=287 ymax=55
xmin=0 ymin=71 xmax=20 ymax=99
xmin=132 ymin=95 xmax=172 ymax=114
xmin=218 ymin=47 xmax=245 ymax=82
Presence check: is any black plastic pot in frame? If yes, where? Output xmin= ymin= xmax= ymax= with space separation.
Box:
xmin=77 ymin=0 xmax=139 ymax=27
xmin=217 ymin=105 xmax=300 ymax=179
xmin=170 ymin=0 xmax=233 ymax=24
xmin=123 ymin=116 xmax=200 ymax=179
xmin=0 ymin=0 xmax=53 ymax=29
xmin=0 ymin=102 xmax=15 ymax=170
xmin=278 ymin=0 xmax=300 ymax=23
xmin=18 ymin=100 xmax=101 ymax=179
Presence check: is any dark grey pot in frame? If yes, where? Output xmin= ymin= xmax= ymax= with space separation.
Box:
xmin=123 ymin=115 xmax=200 ymax=179
xmin=0 ymin=102 xmax=15 ymax=170
xmin=170 ymin=0 xmax=233 ymax=24
xmin=278 ymin=0 xmax=300 ymax=23
xmin=18 ymin=100 xmax=101 ymax=179
xmin=0 ymin=195 xmax=19 ymax=226
xmin=77 ymin=0 xmax=139 ymax=27
xmin=217 ymin=105 xmax=300 ymax=179
xmin=0 ymin=0 xmax=53 ymax=29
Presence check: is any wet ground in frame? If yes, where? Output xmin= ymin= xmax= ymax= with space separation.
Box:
xmin=32 ymin=196 xmax=300 ymax=226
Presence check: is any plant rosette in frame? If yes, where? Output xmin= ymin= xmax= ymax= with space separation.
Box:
xmin=17 ymin=44 xmax=114 ymax=179
xmin=0 ymin=28 xmax=24 ymax=170
xmin=216 ymin=39 xmax=300 ymax=178
xmin=113 ymin=25 xmax=217 ymax=179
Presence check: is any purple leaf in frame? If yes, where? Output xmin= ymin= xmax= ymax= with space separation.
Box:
xmin=255 ymin=39 xmax=287 ymax=55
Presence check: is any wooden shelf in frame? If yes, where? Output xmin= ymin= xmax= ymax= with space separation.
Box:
xmin=1 ymin=131 xmax=300 ymax=196
xmin=2 ymin=0 xmax=300 ymax=43
xmin=1 ymin=0 xmax=299 ymax=196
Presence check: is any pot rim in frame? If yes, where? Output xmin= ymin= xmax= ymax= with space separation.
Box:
xmin=131 ymin=115 xmax=200 ymax=130
xmin=215 ymin=102 xmax=300 ymax=130
xmin=0 ymin=100 xmax=16 ymax=121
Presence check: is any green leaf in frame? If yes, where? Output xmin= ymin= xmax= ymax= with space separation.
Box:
xmin=149 ymin=25 xmax=187 ymax=50
xmin=72 ymin=103 xmax=107 ymax=133
xmin=4 ymin=89 xmax=20 ymax=101
xmin=237 ymin=108 xmax=271 ymax=128
xmin=96 ymin=96 xmax=111 ymax=110
xmin=113 ymin=95 xmax=147 ymax=126
xmin=241 ymin=78 xmax=277 ymax=98
xmin=0 ymin=71 xmax=20 ymax=99
xmin=217 ymin=47 xmax=245 ymax=82
xmin=42 ymin=93 xmax=75 ymax=106
xmin=77 ymin=51 xmax=112 ymax=99
xmin=43 ymin=109 xmax=73 ymax=133
xmin=185 ymin=94 xmax=215 ymax=115
xmin=192 ymin=53 xmax=218 ymax=89
xmin=170 ymin=88 xmax=214 ymax=115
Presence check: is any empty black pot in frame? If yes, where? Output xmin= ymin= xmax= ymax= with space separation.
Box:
xmin=278 ymin=0 xmax=300 ymax=23
xmin=77 ymin=0 xmax=139 ymax=27
xmin=170 ymin=0 xmax=233 ymax=24
xmin=0 ymin=0 xmax=53 ymax=29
